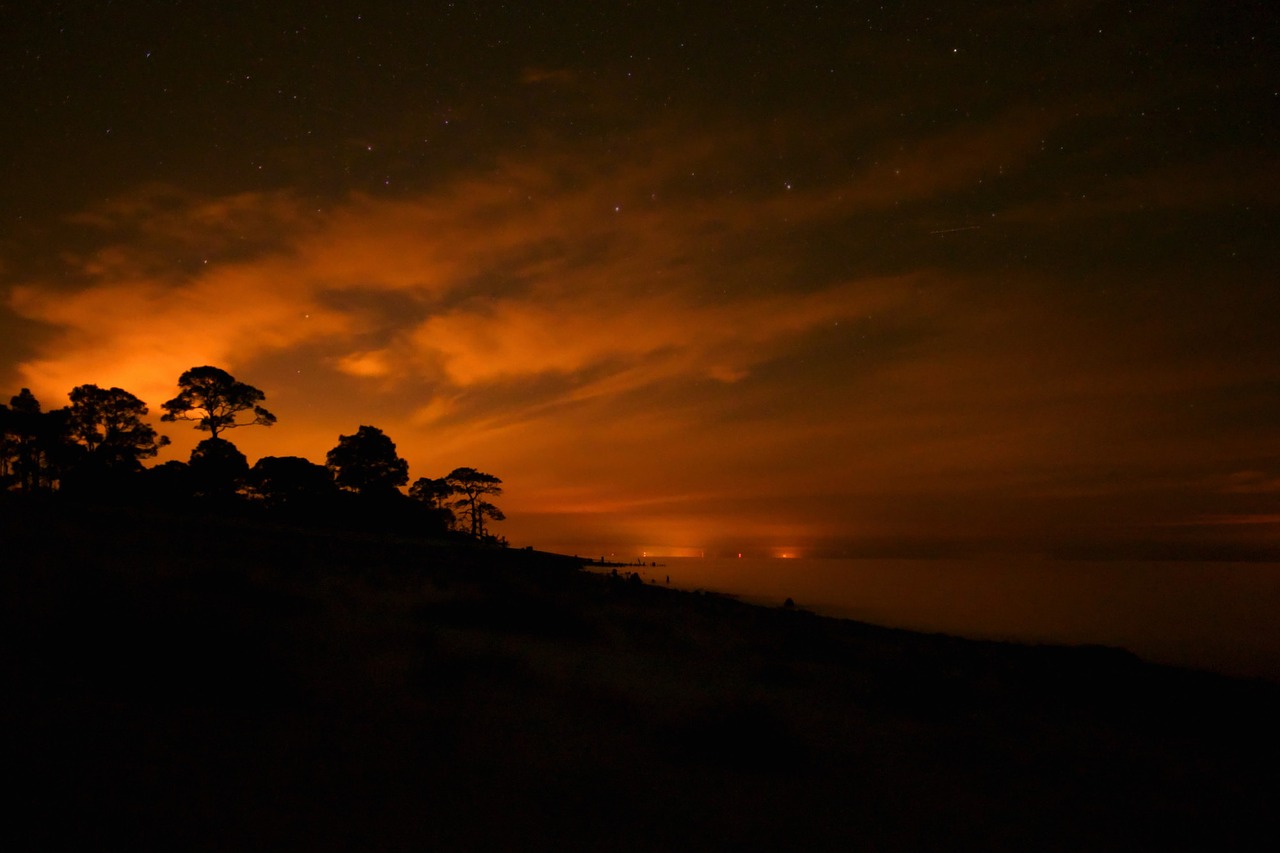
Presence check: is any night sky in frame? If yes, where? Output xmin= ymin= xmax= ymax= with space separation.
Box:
xmin=3 ymin=1 xmax=1277 ymax=558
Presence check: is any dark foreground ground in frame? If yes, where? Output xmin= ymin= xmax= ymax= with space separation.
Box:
xmin=3 ymin=501 xmax=1279 ymax=851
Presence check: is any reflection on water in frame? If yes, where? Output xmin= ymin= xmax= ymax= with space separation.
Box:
xmin=632 ymin=556 xmax=1280 ymax=681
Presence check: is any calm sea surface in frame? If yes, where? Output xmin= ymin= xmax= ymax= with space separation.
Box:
xmin=622 ymin=556 xmax=1280 ymax=682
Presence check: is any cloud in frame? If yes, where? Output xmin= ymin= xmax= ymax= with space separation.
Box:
xmin=6 ymin=111 xmax=1275 ymax=557
xmin=1222 ymin=471 xmax=1280 ymax=495
xmin=834 ymin=112 xmax=1057 ymax=209
xmin=335 ymin=350 xmax=394 ymax=378
xmin=8 ymin=254 xmax=354 ymax=409
xmin=521 ymin=67 xmax=577 ymax=85
xmin=409 ymin=275 xmax=913 ymax=388
xmin=7 ymin=120 xmax=954 ymax=410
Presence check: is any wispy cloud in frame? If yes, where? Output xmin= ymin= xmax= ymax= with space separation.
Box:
xmin=5 ymin=111 xmax=1276 ymax=555
xmin=9 ymin=122 xmax=961 ymax=406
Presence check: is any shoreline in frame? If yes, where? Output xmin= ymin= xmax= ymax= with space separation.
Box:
xmin=583 ymin=553 xmax=1280 ymax=684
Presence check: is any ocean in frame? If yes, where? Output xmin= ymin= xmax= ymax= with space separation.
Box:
xmin=614 ymin=556 xmax=1280 ymax=682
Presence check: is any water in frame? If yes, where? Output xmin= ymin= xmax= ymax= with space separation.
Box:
xmin=627 ymin=556 xmax=1280 ymax=682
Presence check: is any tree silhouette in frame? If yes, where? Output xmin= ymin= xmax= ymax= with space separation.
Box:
xmin=66 ymin=384 xmax=168 ymax=472
xmin=7 ymin=389 xmax=44 ymax=493
xmin=0 ymin=401 xmax=13 ymax=490
xmin=444 ymin=467 xmax=504 ymax=538
xmin=409 ymin=475 xmax=457 ymax=531
xmin=4 ymin=389 xmax=68 ymax=492
xmin=409 ymin=476 xmax=451 ymax=508
xmin=188 ymin=437 xmax=249 ymax=498
xmin=2 ymin=376 xmax=514 ymax=545
xmin=475 ymin=500 xmax=505 ymax=535
xmin=325 ymin=426 xmax=409 ymax=496
xmin=160 ymin=366 xmax=276 ymax=439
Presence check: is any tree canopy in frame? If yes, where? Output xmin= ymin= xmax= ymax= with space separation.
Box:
xmin=160 ymin=366 xmax=276 ymax=438
xmin=409 ymin=476 xmax=451 ymax=508
xmin=67 ymin=384 xmax=168 ymax=471
xmin=326 ymin=425 xmax=409 ymax=496
xmin=188 ymin=437 xmax=249 ymax=498
xmin=250 ymin=455 xmax=336 ymax=506
xmin=3 ymin=373 xmax=507 ymax=545
xmin=2 ymin=389 xmax=67 ymax=493
xmin=444 ymin=467 xmax=504 ymax=539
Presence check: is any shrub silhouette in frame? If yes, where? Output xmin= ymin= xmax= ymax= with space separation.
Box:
xmin=249 ymin=455 xmax=336 ymax=507
xmin=189 ymin=437 xmax=250 ymax=498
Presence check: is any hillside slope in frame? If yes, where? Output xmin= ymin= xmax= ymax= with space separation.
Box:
xmin=4 ymin=500 xmax=1278 ymax=850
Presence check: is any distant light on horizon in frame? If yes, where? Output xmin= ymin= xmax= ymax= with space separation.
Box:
xmin=640 ymin=545 xmax=707 ymax=558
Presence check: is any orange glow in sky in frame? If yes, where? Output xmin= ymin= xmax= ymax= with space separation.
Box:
xmin=3 ymin=3 xmax=1278 ymax=561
